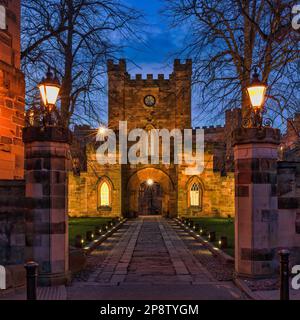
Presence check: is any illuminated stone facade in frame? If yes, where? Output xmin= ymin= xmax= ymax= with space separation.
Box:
xmin=0 ymin=0 xmax=24 ymax=179
xmin=68 ymin=60 xmax=235 ymax=218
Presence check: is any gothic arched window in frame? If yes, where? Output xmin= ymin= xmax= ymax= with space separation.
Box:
xmin=190 ymin=183 xmax=201 ymax=207
xmin=99 ymin=181 xmax=111 ymax=207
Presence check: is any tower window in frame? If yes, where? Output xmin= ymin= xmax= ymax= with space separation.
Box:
xmin=190 ymin=183 xmax=200 ymax=207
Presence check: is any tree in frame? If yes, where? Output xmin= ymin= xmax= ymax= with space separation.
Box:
xmin=22 ymin=0 xmax=142 ymax=127
xmin=164 ymin=0 xmax=300 ymax=126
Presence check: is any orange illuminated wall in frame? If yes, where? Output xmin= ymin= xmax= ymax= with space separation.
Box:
xmin=0 ymin=0 xmax=24 ymax=179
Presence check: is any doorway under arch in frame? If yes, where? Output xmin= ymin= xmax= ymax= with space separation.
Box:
xmin=126 ymin=167 xmax=176 ymax=217
xmin=138 ymin=181 xmax=163 ymax=215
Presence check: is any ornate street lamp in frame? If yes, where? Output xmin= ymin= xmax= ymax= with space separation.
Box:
xmin=38 ymin=67 xmax=61 ymax=112
xmin=244 ymin=67 xmax=270 ymax=128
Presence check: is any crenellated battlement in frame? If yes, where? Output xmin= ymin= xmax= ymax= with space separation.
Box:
xmin=107 ymin=59 xmax=127 ymax=72
xmin=107 ymin=59 xmax=192 ymax=85
xmin=174 ymin=59 xmax=192 ymax=72
xmin=126 ymin=73 xmax=172 ymax=81
xmin=125 ymin=73 xmax=174 ymax=86
xmin=192 ymin=125 xmax=225 ymax=132
xmin=108 ymin=58 xmax=192 ymax=130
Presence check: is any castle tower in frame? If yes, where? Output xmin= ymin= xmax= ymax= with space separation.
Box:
xmin=225 ymin=108 xmax=242 ymax=172
xmin=107 ymin=59 xmax=192 ymax=131
xmin=0 ymin=0 xmax=25 ymax=179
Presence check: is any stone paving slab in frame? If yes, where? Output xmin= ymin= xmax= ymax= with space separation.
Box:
xmin=0 ymin=286 xmax=67 ymax=300
xmin=67 ymin=216 xmax=246 ymax=300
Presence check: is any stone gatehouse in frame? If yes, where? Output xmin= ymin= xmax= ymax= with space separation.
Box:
xmin=68 ymin=59 xmax=236 ymax=218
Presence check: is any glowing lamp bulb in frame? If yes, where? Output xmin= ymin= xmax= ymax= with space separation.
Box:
xmin=147 ymin=179 xmax=154 ymax=186
xmin=98 ymin=126 xmax=107 ymax=136
xmin=247 ymin=85 xmax=267 ymax=108
xmin=38 ymin=67 xmax=61 ymax=109
xmin=246 ymin=68 xmax=267 ymax=109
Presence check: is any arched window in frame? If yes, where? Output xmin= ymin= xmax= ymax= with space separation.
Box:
xmin=99 ymin=181 xmax=110 ymax=207
xmin=190 ymin=183 xmax=200 ymax=207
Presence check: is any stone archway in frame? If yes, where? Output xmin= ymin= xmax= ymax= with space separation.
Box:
xmin=126 ymin=167 xmax=176 ymax=217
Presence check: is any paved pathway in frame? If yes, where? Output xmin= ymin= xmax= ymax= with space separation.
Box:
xmin=68 ymin=216 xmax=246 ymax=300
xmin=0 ymin=285 xmax=67 ymax=300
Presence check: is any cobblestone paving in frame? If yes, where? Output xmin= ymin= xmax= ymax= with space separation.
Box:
xmin=68 ymin=216 xmax=246 ymax=300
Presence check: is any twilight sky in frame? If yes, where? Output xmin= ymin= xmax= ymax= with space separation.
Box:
xmin=121 ymin=0 xmax=183 ymax=77
xmin=114 ymin=0 xmax=224 ymax=128
xmin=118 ymin=0 xmax=208 ymax=127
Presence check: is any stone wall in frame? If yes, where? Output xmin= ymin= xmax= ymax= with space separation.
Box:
xmin=107 ymin=59 xmax=192 ymax=132
xmin=23 ymin=127 xmax=72 ymax=285
xmin=68 ymin=145 xmax=122 ymax=217
xmin=68 ymin=59 xmax=235 ymax=218
xmin=0 ymin=0 xmax=24 ymax=180
xmin=233 ymin=127 xmax=280 ymax=277
xmin=281 ymin=113 xmax=300 ymax=150
xmin=225 ymin=108 xmax=242 ymax=172
xmin=0 ymin=179 xmax=26 ymax=265
xmin=277 ymin=161 xmax=300 ymax=267
xmin=68 ymin=142 xmax=235 ymax=218
xmin=0 ymin=0 xmax=21 ymax=68
xmin=177 ymin=152 xmax=235 ymax=218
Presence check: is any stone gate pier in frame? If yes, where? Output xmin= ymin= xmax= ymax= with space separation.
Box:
xmin=233 ymin=127 xmax=280 ymax=278
xmin=23 ymin=127 xmax=72 ymax=286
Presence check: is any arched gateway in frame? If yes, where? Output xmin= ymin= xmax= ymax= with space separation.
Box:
xmin=68 ymin=59 xmax=235 ymax=219
xmin=126 ymin=168 xmax=176 ymax=217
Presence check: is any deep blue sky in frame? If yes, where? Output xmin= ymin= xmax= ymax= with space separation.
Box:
xmin=121 ymin=0 xmax=181 ymax=76
xmin=118 ymin=0 xmax=211 ymax=127
xmin=117 ymin=1 xmax=224 ymax=128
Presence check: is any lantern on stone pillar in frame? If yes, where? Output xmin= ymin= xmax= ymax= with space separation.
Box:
xmin=38 ymin=67 xmax=61 ymax=112
xmin=244 ymin=67 xmax=271 ymax=128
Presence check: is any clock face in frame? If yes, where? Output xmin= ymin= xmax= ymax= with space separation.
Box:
xmin=144 ymin=95 xmax=156 ymax=107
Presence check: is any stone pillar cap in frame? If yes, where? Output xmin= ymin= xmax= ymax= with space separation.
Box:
xmin=232 ymin=127 xmax=280 ymax=147
xmin=23 ymin=126 xmax=72 ymax=144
